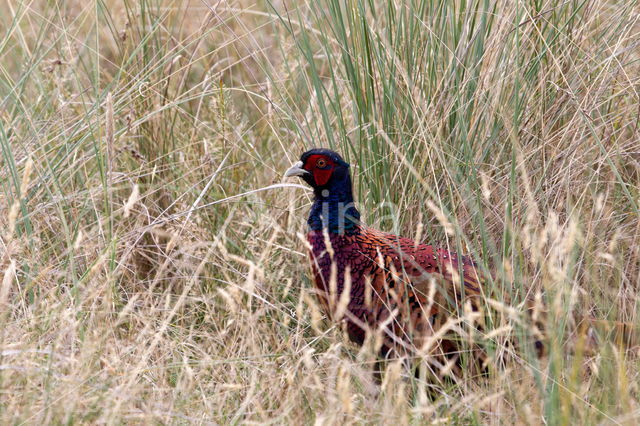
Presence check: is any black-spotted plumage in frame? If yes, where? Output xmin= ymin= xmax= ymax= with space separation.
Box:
xmin=307 ymin=227 xmax=484 ymax=360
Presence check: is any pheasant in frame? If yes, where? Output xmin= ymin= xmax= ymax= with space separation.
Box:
xmin=284 ymin=148 xmax=505 ymax=372
xmin=285 ymin=148 xmax=638 ymax=378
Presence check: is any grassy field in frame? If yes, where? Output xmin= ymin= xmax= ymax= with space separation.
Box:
xmin=0 ymin=0 xmax=639 ymax=423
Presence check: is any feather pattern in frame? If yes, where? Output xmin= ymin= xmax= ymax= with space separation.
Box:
xmin=307 ymin=226 xmax=484 ymax=360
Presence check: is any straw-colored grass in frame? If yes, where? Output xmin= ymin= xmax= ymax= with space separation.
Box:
xmin=0 ymin=0 xmax=638 ymax=423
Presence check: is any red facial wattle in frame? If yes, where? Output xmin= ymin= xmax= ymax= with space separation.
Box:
xmin=314 ymin=168 xmax=333 ymax=186
xmin=304 ymin=154 xmax=334 ymax=186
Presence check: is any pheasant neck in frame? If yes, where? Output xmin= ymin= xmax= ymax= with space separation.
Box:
xmin=308 ymin=174 xmax=361 ymax=234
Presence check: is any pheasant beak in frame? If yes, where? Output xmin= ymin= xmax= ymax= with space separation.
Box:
xmin=284 ymin=160 xmax=309 ymax=177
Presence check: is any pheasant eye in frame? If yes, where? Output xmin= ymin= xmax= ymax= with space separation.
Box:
xmin=316 ymin=158 xmax=327 ymax=168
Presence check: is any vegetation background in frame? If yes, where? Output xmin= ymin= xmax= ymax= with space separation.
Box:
xmin=0 ymin=0 xmax=638 ymax=423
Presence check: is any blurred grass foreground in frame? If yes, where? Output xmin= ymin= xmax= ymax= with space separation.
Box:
xmin=0 ymin=0 xmax=639 ymax=423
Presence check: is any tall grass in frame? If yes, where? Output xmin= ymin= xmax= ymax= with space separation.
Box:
xmin=0 ymin=0 xmax=638 ymax=423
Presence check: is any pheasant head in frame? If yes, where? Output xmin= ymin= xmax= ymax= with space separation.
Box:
xmin=285 ymin=149 xmax=361 ymax=234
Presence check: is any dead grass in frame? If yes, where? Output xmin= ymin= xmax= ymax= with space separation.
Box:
xmin=0 ymin=0 xmax=639 ymax=423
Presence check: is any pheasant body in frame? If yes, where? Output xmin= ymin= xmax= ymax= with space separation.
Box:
xmin=307 ymin=226 xmax=483 ymax=358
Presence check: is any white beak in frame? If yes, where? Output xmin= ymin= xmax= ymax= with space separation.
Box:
xmin=284 ymin=160 xmax=309 ymax=177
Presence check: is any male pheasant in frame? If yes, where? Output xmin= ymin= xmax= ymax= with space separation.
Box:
xmin=285 ymin=148 xmax=498 ymax=370
xmin=284 ymin=148 xmax=637 ymax=375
